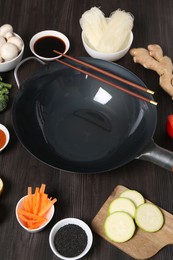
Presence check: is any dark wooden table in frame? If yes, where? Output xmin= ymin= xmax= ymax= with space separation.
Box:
xmin=1 ymin=0 xmax=173 ymax=259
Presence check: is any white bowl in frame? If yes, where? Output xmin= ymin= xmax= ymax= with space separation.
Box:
xmin=49 ymin=218 xmax=93 ymax=260
xmin=16 ymin=195 xmax=55 ymax=233
xmin=29 ymin=30 xmax=70 ymax=61
xmin=0 ymin=123 xmax=10 ymax=151
xmin=0 ymin=33 xmax=24 ymax=72
xmin=81 ymin=31 xmax=133 ymax=62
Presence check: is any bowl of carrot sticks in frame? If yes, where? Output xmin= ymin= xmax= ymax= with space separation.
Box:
xmin=15 ymin=184 xmax=57 ymax=233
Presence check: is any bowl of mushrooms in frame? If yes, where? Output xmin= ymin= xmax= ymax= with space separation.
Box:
xmin=0 ymin=24 xmax=24 ymax=72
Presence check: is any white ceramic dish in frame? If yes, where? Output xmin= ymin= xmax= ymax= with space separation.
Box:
xmin=0 ymin=33 xmax=24 ymax=72
xmin=0 ymin=123 xmax=10 ymax=151
xmin=81 ymin=31 xmax=133 ymax=62
xmin=49 ymin=218 xmax=93 ymax=260
xmin=29 ymin=30 xmax=70 ymax=61
xmin=16 ymin=195 xmax=55 ymax=233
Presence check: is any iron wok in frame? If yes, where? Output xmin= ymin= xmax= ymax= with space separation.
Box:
xmin=12 ymin=57 xmax=173 ymax=173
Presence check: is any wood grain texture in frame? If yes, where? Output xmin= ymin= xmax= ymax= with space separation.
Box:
xmin=92 ymin=185 xmax=173 ymax=259
xmin=0 ymin=0 xmax=173 ymax=259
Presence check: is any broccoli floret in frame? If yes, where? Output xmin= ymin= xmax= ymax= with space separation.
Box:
xmin=0 ymin=88 xmax=9 ymax=95
xmin=0 ymin=76 xmax=12 ymax=112
xmin=0 ymin=94 xmax=8 ymax=112
xmin=0 ymin=81 xmax=12 ymax=89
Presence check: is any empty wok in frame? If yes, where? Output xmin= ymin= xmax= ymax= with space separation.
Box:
xmin=12 ymin=57 xmax=173 ymax=173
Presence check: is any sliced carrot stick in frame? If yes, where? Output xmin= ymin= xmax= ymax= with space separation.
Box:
xmin=38 ymin=198 xmax=57 ymax=217
xmin=18 ymin=209 xmax=44 ymax=220
xmin=40 ymin=184 xmax=46 ymax=194
xmin=28 ymin=220 xmax=47 ymax=229
xmin=33 ymin=192 xmax=40 ymax=215
xmin=32 ymin=188 xmax=39 ymax=213
xmin=40 ymin=195 xmax=47 ymax=213
xmin=18 ymin=214 xmax=46 ymax=223
xmin=35 ymin=187 xmax=39 ymax=194
xmin=39 ymin=193 xmax=48 ymax=211
xmin=28 ymin=187 xmax=32 ymax=195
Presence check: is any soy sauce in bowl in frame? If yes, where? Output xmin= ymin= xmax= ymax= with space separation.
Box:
xmin=29 ymin=30 xmax=70 ymax=61
xmin=34 ymin=36 xmax=66 ymax=58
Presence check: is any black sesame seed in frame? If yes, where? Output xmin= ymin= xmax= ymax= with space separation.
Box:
xmin=54 ymin=224 xmax=88 ymax=257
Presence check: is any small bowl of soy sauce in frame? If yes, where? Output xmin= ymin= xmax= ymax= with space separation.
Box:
xmin=49 ymin=218 xmax=93 ymax=260
xmin=29 ymin=30 xmax=70 ymax=61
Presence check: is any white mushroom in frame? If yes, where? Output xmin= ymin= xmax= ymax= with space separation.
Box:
xmin=0 ymin=56 xmax=3 ymax=63
xmin=0 ymin=24 xmax=13 ymax=37
xmin=0 ymin=36 xmax=6 ymax=48
xmin=4 ymin=31 xmax=13 ymax=40
xmin=8 ymin=36 xmax=24 ymax=51
xmin=1 ymin=42 xmax=18 ymax=61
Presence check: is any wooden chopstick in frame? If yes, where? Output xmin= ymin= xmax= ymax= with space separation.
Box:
xmin=54 ymin=56 xmax=157 ymax=106
xmin=54 ymin=50 xmax=154 ymax=95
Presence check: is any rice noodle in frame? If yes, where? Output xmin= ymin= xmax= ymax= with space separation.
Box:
xmin=79 ymin=7 xmax=107 ymax=49
xmin=80 ymin=7 xmax=134 ymax=53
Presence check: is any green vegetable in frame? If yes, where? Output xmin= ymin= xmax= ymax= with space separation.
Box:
xmin=104 ymin=189 xmax=165 ymax=244
xmin=104 ymin=211 xmax=135 ymax=243
xmin=120 ymin=189 xmax=145 ymax=207
xmin=0 ymin=76 xmax=12 ymax=112
xmin=108 ymin=197 xmax=136 ymax=218
xmin=135 ymin=203 xmax=164 ymax=232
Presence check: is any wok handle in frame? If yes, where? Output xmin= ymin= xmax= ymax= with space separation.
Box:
xmin=14 ymin=56 xmax=45 ymax=89
xmin=137 ymin=141 xmax=173 ymax=172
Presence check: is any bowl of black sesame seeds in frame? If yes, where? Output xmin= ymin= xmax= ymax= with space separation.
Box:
xmin=49 ymin=218 xmax=93 ymax=259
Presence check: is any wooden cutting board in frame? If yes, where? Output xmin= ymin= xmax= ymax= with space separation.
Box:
xmin=91 ymin=185 xmax=173 ymax=259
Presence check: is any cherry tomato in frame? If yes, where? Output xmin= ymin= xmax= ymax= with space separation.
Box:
xmin=166 ymin=114 xmax=173 ymax=138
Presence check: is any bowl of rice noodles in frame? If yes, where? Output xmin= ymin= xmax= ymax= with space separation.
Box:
xmin=80 ymin=7 xmax=134 ymax=61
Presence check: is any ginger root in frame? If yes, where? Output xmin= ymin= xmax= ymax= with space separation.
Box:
xmin=130 ymin=44 xmax=173 ymax=97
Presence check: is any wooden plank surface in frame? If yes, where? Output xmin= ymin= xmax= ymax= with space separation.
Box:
xmin=0 ymin=0 xmax=173 ymax=260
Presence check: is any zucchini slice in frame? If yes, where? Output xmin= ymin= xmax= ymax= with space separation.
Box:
xmin=135 ymin=203 xmax=164 ymax=232
xmin=104 ymin=211 xmax=136 ymax=243
xmin=120 ymin=189 xmax=145 ymax=207
xmin=108 ymin=197 xmax=136 ymax=218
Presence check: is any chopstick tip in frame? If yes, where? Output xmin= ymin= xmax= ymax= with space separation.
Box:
xmin=150 ymin=100 xmax=158 ymax=106
xmin=147 ymin=89 xmax=155 ymax=95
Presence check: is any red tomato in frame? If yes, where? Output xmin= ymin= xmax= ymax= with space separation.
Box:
xmin=166 ymin=115 xmax=173 ymax=138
